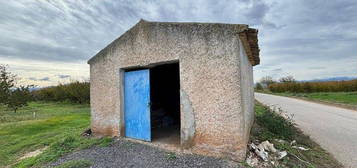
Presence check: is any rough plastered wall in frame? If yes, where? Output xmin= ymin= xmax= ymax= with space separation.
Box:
xmin=89 ymin=20 xmax=254 ymax=161
xmin=239 ymin=38 xmax=255 ymax=147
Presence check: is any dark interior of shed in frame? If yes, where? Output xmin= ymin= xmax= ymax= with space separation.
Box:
xmin=150 ymin=63 xmax=180 ymax=145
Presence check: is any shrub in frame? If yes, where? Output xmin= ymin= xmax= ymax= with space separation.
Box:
xmin=255 ymin=103 xmax=296 ymax=140
xmin=260 ymin=76 xmax=276 ymax=88
xmin=255 ymin=83 xmax=263 ymax=91
xmin=32 ymin=81 xmax=90 ymax=104
xmin=0 ymin=64 xmax=33 ymax=112
xmin=268 ymin=79 xmax=357 ymax=93
xmin=0 ymin=65 xmax=16 ymax=104
xmin=6 ymin=86 xmax=32 ymax=112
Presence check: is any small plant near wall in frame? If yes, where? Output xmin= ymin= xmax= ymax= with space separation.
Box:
xmin=166 ymin=152 xmax=177 ymax=160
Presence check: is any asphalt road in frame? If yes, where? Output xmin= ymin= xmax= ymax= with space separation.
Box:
xmin=255 ymin=93 xmax=357 ymax=168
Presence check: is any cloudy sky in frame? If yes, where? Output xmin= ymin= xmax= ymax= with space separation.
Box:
xmin=1 ymin=0 xmax=356 ymax=86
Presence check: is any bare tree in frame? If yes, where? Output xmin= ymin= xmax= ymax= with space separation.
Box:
xmin=260 ymin=76 xmax=276 ymax=87
xmin=279 ymin=76 xmax=296 ymax=83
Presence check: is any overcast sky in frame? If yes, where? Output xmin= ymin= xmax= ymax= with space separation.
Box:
xmin=1 ymin=0 xmax=356 ymax=86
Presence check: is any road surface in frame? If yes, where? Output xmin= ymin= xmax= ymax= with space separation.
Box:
xmin=255 ymin=93 xmax=357 ymax=168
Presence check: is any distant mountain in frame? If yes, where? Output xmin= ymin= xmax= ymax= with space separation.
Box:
xmin=301 ymin=76 xmax=357 ymax=82
xmin=29 ymin=87 xmax=41 ymax=92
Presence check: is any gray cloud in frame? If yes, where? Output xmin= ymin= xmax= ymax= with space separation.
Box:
xmin=40 ymin=77 xmax=50 ymax=81
xmin=245 ymin=0 xmax=270 ymax=25
xmin=28 ymin=77 xmax=37 ymax=81
xmin=272 ymin=68 xmax=282 ymax=72
xmin=29 ymin=77 xmax=50 ymax=81
xmin=308 ymin=66 xmax=326 ymax=70
xmin=1 ymin=0 xmax=356 ymax=83
xmin=0 ymin=0 xmax=273 ymax=63
xmin=58 ymin=75 xmax=71 ymax=79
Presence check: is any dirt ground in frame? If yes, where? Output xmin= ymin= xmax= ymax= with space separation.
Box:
xmin=47 ymin=138 xmax=243 ymax=168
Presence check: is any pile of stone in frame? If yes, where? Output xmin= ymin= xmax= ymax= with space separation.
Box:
xmin=246 ymin=140 xmax=309 ymax=167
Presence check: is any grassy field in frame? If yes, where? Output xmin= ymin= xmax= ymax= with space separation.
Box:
xmin=251 ymin=102 xmax=342 ymax=168
xmin=0 ymin=102 xmax=111 ymax=168
xmin=268 ymin=92 xmax=357 ymax=109
xmin=0 ymin=101 xmax=342 ymax=168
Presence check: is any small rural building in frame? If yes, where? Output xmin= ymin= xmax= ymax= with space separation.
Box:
xmin=87 ymin=19 xmax=260 ymax=161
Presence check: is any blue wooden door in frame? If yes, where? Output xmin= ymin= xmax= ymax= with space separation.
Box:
xmin=124 ymin=69 xmax=151 ymax=141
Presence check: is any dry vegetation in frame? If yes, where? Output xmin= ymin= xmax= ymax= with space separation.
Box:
xmin=268 ymin=79 xmax=357 ymax=93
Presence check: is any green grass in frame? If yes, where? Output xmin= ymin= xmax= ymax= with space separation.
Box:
xmin=254 ymin=103 xmax=296 ymax=140
xmin=0 ymin=102 xmax=112 ymax=168
xmin=251 ymin=102 xmax=343 ymax=168
xmin=166 ymin=152 xmax=177 ymax=160
xmin=1 ymin=101 xmax=343 ymax=167
xmin=269 ymin=91 xmax=357 ymax=106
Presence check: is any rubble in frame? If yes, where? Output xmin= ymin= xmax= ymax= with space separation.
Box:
xmin=275 ymin=139 xmax=287 ymax=144
xmin=249 ymin=143 xmax=269 ymax=161
xmin=258 ymin=141 xmax=277 ymax=153
xmin=246 ymin=139 xmax=312 ymax=167
xmin=246 ymin=153 xmax=259 ymax=167
xmin=277 ymin=151 xmax=287 ymax=160
xmin=292 ymin=146 xmax=310 ymax=151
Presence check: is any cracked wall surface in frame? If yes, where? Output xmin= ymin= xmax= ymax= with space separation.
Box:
xmin=89 ymin=20 xmax=257 ymax=161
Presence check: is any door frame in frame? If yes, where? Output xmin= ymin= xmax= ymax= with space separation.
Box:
xmin=119 ymin=60 xmax=181 ymax=142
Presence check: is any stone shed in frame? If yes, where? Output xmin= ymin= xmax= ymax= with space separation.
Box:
xmin=87 ymin=19 xmax=260 ymax=161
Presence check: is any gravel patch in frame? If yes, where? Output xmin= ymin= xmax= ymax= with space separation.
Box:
xmin=48 ymin=139 xmax=243 ymax=168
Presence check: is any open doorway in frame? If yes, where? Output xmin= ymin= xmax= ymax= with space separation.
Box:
xmin=150 ymin=63 xmax=180 ymax=145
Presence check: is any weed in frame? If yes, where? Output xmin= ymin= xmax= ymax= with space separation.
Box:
xmin=251 ymin=102 xmax=343 ymax=168
xmin=166 ymin=152 xmax=177 ymax=160
xmin=255 ymin=103 xmax=296 ymax=140
xmin=97 ymin=137 xmax=113 ymax=147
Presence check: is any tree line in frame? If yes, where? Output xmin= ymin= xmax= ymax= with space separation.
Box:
xmin=32 ymin=81 xmax=90 ymax=104
xmin=256 ymin=75 xmax=357 ymax=93
xmin=0 ymin=65 xmax=89 ymax=112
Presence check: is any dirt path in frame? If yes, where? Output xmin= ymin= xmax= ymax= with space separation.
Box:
xmin=255 ymin=93 xmax=357 ymax=168
xmin=48 ymin=139 xmax=241 ymax=168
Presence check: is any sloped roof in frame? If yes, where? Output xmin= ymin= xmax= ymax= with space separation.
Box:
xmin=88 ymin=20 xmax=260 ymax=66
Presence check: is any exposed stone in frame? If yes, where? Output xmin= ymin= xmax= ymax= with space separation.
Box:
xmin=292 ymin=146 xmax=310 ymax=151
xmin=250 ymin=143 xmax=269 ymax=161
xmin=258 ymin=140 xmax=277 ymax=153
xmin=277 ymin=151 xmax=288 ymax=160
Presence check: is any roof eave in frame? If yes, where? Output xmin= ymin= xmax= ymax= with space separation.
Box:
xmin=239 ymin=28 xmax=260 ymax=66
